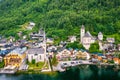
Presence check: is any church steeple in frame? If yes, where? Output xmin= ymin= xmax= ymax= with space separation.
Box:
xmin=80 ymin=25 xmax=85 ymax=43
xmin=81 ymin=24 xmax=85 ymax=29
xmin=98 ymin=32 xmax=103 ymax=41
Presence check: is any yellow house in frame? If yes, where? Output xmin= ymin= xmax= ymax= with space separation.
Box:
xmin=4 ymin=47 xmax=27 ymax=68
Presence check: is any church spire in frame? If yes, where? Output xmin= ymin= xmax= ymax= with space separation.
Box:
xmin=81 ymin=24 xmax=85 ymax=29
xmin=80 ymin=25 xmax=85 ymax=43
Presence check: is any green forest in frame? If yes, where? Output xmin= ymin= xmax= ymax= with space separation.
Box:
xmin=0 ymin=0 xmax=120 ymax=43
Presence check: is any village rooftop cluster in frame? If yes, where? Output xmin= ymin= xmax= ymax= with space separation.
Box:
xmin=0 ymin=23 xmax=120 ymax=73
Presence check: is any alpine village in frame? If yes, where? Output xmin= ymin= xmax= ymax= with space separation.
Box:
xmin=0 ymin=0 xmax=120 ymax=75
xmin=0 ymin=23 xmax=119 ymax=74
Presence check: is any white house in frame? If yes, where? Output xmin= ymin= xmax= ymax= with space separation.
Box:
xmin=46 ymin=38 xmax=54 ymax=44
xmin=47 ymin=45 xmax=57 ymax=52
xmin=107 ymin=38 xmax=115 ymax=43
xmin=23 ymin=35 xmax=27 ymax=39
xmin=27 ymin=22 xmax=35 ymax=30
xmin=27 ymin=48 xmax=45 ymax=63
xmin=76 ymin=51 xmax=90 ymax=60
xmin=68 ymin=36 xmax=77 ymax=43
xmin=56 ymin=49 xmax=71 ymax=60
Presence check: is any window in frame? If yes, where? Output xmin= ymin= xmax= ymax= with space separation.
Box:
xmin=40 ymin=55 xmax=41 ymax=60
xmin=35 ymin=54 xmax=38 ymax=56
xmin=31 ymin=56 xmax=33 ymax=60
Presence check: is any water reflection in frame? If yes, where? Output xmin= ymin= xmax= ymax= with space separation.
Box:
xmin=0 ymin=65 xmax=120 ymax=80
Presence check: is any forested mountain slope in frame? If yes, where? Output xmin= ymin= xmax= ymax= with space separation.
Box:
xmin=0 ymin=0 xmax=120 ymax=42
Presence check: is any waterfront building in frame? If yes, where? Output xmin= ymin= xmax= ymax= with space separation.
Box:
xmin=76 ymin=51 xmax=90 ymax=60
xmin=27 ymin=47 xmax=45 ymax=63
xmin=4 ymin=47 xmax=27 ymax=68
xmin=57 ymin=49 xmax=71 ymax=61
xmin=113 ymin=58 xmax=120 ymax=64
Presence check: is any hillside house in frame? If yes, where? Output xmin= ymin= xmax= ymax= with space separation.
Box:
xmin=107 ymin=38 xmax=115 ymax=43
xmin=68 ymin=36 xmax=77 ymax=43
xmin=27 ymin=22 xmax=35 ymax=30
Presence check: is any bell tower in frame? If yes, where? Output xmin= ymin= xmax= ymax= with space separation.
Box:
xmin=80 ymin=25 xmax=85 ymax=43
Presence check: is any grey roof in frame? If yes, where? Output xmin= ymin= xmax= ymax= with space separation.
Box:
xmin=0 ymin=39 xmax=7 ymax=43
xmin=19 ymin=40 xmax=27 ymax=43
xmin=47 ymin=38 xmax=54 ymax=41
xmin=91 ymin=36 xmax=96 ymax=40
xmin=106 ymin=38 xmax=115 ymax=42
xmin=84 ymin=31 xmax=92 ymax=37
xmin=10 ymin=47 xmax=27 ymax=54
xmin=27 ymin=48 xmax=45 ymax=54
xmin=30 ymin=29 xmax=45 ymax=38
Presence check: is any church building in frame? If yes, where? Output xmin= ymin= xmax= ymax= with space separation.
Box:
xmin=80 ymin=25 xmax=103 ymax=50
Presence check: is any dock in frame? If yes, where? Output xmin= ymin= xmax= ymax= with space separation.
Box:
xmin=0 ymin=66 xmax=17 ymax=74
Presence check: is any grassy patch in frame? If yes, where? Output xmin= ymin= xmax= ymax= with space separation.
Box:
xmin=51 ymin=55 xmax=58 ymax=66
xmin=0 ymin=61 xmax=4 ymax=68
xmin=28 ymin=62 xmax=44 ymax=70
xmin=16 ymin=70 xmax=58 ymax=77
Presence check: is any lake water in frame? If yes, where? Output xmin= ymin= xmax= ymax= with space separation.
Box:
xmin=0 ymin=65 xmax=120 ymax=80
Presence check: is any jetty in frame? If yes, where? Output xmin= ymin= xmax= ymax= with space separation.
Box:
xmin=0 ymin=66 xmax=17 ymax=74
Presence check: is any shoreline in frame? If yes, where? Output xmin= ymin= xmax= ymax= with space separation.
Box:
xmin=17 ymin=63 xmax=120 ymax=74
xmin=16 ymin=70 xmax=58 ymax=75
xmin=1 ymin=63 xmax=120 ymax=75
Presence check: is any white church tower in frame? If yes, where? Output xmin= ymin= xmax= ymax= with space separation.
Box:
xmin=98 ymin=32 xmax=103 ymax=41
xmin=80 ymin=25 xmax=85 ymax=43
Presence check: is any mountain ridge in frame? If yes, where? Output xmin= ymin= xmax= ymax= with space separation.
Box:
xmin=0 ymin=0 xmax=120 ymax=43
